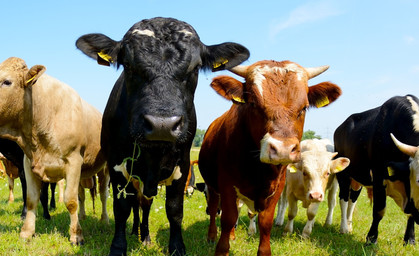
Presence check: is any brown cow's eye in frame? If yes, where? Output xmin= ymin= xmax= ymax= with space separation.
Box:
xmin=298 ymin=106 xmax=307 ymax=118
xmin=2 ymin=80 xmax=11 ymax=86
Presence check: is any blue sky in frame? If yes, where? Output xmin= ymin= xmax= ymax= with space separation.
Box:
xmin=2 ymin=0 xmax=418 ymax=140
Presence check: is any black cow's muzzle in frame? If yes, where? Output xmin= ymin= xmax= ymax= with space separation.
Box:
xmin=143 ymin=115 xmax=183 ymax=142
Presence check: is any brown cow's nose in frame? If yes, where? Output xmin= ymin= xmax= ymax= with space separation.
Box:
xmin=262 ymin=137 xmax=301 ymax=165
xmin=144 ymin=115 xmax=183 ymax=142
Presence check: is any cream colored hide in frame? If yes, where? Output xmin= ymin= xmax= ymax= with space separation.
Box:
xmin=391 ymin=134 xmax=419 ymax=210
xmin=277 ymin=139 xmax=350 ymax=238
xmin=0 ymin=57 xmax=108 ymax=245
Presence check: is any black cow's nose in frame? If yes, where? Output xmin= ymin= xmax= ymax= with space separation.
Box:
xmin=144 ymin=115 xmax=183 ymax=142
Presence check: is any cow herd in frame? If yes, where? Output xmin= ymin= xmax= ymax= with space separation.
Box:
xmin=0 ymin=17 xmax=418 ymax=256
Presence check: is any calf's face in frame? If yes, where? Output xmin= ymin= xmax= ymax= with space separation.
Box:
xmin=76 ymin=18 xmax=249 ymax=146
xmin=210 ymin=60 xmax=342 ymax=165
xmin=289 ymin=151 xmax=349 ymax=202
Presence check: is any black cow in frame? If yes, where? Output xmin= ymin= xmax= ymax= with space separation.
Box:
xmin=334 ymin=94 xmax=419 ymax=245
xmin=76 ymin=17 xmax=249 ymax=255
xmin=0 ymin=138 xmax=57 ymax=220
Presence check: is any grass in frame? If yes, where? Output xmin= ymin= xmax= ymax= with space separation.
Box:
xmin=0 ymin=147 xmax=418 ymax=255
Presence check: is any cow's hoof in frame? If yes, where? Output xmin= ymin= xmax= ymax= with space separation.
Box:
xmin=403 ymin=239 xmax=415 ymax=246
xmin=365 ymin=237 xmax=378 ymax=246
xmin=70 ymin=236 xmax=85 ymax=246
xmin=20 ymin=231 xmax=34 ymax=241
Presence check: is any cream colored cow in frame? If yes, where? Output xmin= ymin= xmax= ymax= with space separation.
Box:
xmin=277 ymin=139 xmax=350 ymax=238
xmin=0 ymin=57 xmax=108 ymax=245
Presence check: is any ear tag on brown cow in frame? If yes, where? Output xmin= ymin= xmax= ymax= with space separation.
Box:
xmin=232 ymin=95 xmax=245 ymax=104
xmin=316 ymin=97 xmax=330 ymax=108
xmin=289 ymin=165 xmax=297 ymax=173
xmin=97 ymin=51 xmax=113 ymax=66
xmin=387 ymin=166 xmax=395 ymax=177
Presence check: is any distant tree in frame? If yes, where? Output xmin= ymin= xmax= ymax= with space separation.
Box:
xmin=193 ymin=128 xmax=206 ymax=147
xmin=302 ymin=130 xmax=321 ymax=141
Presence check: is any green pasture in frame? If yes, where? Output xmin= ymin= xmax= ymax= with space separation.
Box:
xmin=0 ymin=148 xmax=418 ymax=255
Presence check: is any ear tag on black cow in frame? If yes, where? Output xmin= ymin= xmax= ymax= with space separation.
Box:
xmin=97 ymin=51 xmax=113 ymax=66
xmin=387 ymin=166 xmax=395 ymax=177
xmin=232 ymin=95 xmax=245 ymax=104
xmin=212 ymin=58 xmax=229 ymax=71
xmin=315 ymin=97 xmax=330 ymax=108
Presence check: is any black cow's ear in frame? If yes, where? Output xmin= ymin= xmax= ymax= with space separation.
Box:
xmin=205 ymin=43 xmax=250 ymax=72
xmin=76 ymin=33 xmax=120 ymax=66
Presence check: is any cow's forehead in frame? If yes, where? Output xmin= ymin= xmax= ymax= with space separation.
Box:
xmin=248 ymin=61 xmax=307 ymax=99
xmin=0 ymin=57 xmax=27 ymax=73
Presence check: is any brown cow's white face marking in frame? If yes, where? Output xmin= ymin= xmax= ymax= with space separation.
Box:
xmin=407 ymin=96 xmax=419 ymax=132
xmin=132 ymin=29 xmax=155 ymax=38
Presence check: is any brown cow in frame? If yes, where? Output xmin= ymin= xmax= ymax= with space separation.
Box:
xmin=0 ymin=57 xmax=108 ymax=245
xmin=198 ymin=60 xmax=342 ymax=255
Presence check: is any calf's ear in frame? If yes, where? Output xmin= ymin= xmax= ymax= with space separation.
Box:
xmin=308 ymin=82 xmax=342 ymax=108
xmin=205 ymin=43 xmax=250 ymax=72
xmin=25 ymin=65 xmax=46 ymax=86
xmin=210 ymin=76 xmax=245 ymax=103
xmin=330 ymin=157 xmax=350 ymax=173
xmin=76 ymin=33 xmax=120 ymax=66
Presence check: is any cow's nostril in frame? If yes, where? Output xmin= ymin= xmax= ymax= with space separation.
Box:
xmin=143 ymin=115 xmax=182 ymax=142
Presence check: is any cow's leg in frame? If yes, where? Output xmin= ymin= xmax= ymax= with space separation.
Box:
xmin=165 ymin=165 xmax=187 ymax=256
xmin=404 ymin=216 xmax=415 ymax=245
xmin=366 ymin=181 xmax=386 ymax=245
xmin=78 ymin=183 xmax=86 ymax=220
xmin=40 ymin=182 xmax=51 ymax=220
xmin=274 ymin=186 xmax=287 ymax=226
xmin=325 ymin=179 xmax=338 ymax=226
xmin=20 ymin=156 xmax=42 ymax=240
xmin=19 ymin=167 xmax=28 ymax=219
xmin=302 ymin=202 xmax=320 ymax=238
xmin=139 ymin=196 xmax=152 ymax=245
xmin=337 ymin=172 xmax=352 ymax=233
xmin=207 ymin=186 xmax=220 ymax=243
xmin=49 ymin=182 xmax=57 ymax=209
xmin=7 ymin=175 xmax=14 ymax=203
xmin=247 ymin=210 xmax=257 ymax=236
xmin=64 ymin=160 xmax=84 ymax=245
xmin=257 ymin=188 xmax=282 ymax=256
xmin=97 ymin=168 xmax=110 ymax=223
xmin=131 ymin=197 xmax=140 ymax=236
xmin=215 ymin=192 xmax=237 ymax=256
xmin=346 ymin=187 xmax=361 ymax=233
xmin=283 ymin=194 xmax=297 ymax=235
xmin=58 ymin=179 xmax=65 ymax=203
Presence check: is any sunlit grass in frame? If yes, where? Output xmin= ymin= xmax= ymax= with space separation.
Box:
xmin=0 ymin=148 xmax=417 ymax=255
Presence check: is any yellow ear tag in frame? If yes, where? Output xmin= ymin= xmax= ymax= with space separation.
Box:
xmin=289 ymin=165 xmax=297 ymax=173
xmin=387 ymin=166 xmax=395 ymax=177
xmin=213 ymin=58 xmax=229 ymax=69
xmin=97 ymin=51 xmax=113 ymax=63
xmin=232 ymin=95 xmax=245 ymax=104
xmin=26 ymin=76 xmax=35 ymax=85
xmin=316 ymin=97 xmax=330 ymax=108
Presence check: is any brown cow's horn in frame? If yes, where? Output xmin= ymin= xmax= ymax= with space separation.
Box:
xmin=229 ymin=65 xmax=249 ymax=78
xmin=305 ymin=65 xmax=329 ymax=79
xmin=390 ymin=133 xmax=418 ymax=157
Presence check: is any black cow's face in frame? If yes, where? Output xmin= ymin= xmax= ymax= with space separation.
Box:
xmin=76 ymin=17 xmax=249 ymax=147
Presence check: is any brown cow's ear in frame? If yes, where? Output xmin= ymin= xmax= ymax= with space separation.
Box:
xmin=308 ymin=82 xmax=342 ymax=108
xmin=25 ymin=65 xmax=46 ymax=86
xmin=210 ymin=75 xmax=245 ymax=103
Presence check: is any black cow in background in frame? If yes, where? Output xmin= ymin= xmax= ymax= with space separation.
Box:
xmin=334 ymin=94 xmax=419 ymax=245
xmin=76 ymin=17 xmax=249 ymax=255
xmin=0 ymin=138 xmax=57 ymax=220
